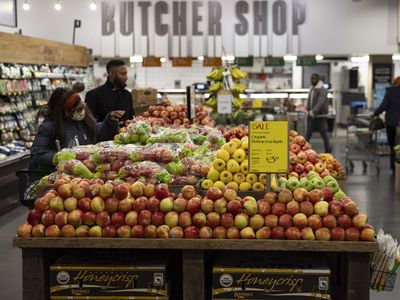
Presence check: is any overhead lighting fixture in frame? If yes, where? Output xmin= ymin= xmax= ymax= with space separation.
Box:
xmin=90 ymin=0 xmax=97 ymax=10
xmin=239 ymin=94 xmax=247 ymax=99
xmin=54 ymin=0 xmax=62 ymax=11
xmin=197 ymin=56 xmax=204 ymax=61
xmin=289 ymin=93 xmax=308 ymax=99
xmin=22 ymin=0 xmax=30 ymax=10
xmin=160 ymin=57 xmax=166 ymax=63
xmin=283 ymin=55 xmax=297 ymax=61
xmin=250 ymin=93 xmax=289 ymax=99
xmin=350 ymin=55 xmax=369 ymax=62
xmin=315 ymin=55 xmax=324 ymax=61
xmin=129 ymin=55 xmax=143 ymax=63
xmin=392 ymin=54 xmax=400 ymax=61
xmin=222 ymin=55 xmax=235 ymax=61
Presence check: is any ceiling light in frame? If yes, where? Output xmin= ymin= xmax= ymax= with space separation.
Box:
xmin=250 ymin=93 xmax=289 ymax=99
xmin=350 ymin=55 xmax=369 ymax=62
xmin=392 ymin=54 xmax=400 ymax=61
xmin=22 ymin=0 xmax=30 ymax=10
xmin=90 ymin=0 xmax=97 ymax=10
xmin=197 ymin=56 xmax=204 ymax=61
xmin=129 ymin=55 xmax=143 ymax=63
xmin=160 ymin=57 xmax=166 ymax=63
xmin=54 ymin=0 xmax=62 ymax=11
xmin=315 ymin=55 xmax=324 ymax=61
xmin=283 ymin=55 xmax=297 ymax=61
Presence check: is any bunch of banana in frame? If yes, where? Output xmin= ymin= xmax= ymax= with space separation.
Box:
xmin=233 ymin=82 xmax=246 ymax=94
xmin=204 ymin=96 xmax=217 ymax=108
xmin=230 ymin=67 xmax=247 ymax=80
xmin=232 ymin=97 xmax=243 ymax=108
xmin=208 ymin=81 xmax=223 ymax=93
xmin=207 ymin=68 xmax=224 ymax=81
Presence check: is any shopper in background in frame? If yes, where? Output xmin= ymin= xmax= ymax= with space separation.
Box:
xmin=85 ymin=59 xmax=134 ymax=124
xmin=306 ymin=73 xmax=331 ymax=153
xmin=29 ymin=88 xmax=124 ymax=173
xmin=374 ymin=76 xmax=400 ymax=171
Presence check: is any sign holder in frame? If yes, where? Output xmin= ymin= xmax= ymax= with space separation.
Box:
xmin=186 ymin=85 xmax=196 ymax=120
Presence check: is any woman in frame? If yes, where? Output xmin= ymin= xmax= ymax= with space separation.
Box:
xmin=29 ymin=88 xmax=125 ymax=173
xmin=374 ymin=76 xmax=400 ymax=171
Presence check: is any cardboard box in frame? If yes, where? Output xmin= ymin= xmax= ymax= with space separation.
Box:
xmin=50 ymin=255 xmax=168 ymax=299
xmin=132 ymin=88 xmax=158 ymax=107
xmin=212 ymin=256 xmax=331 ymax=300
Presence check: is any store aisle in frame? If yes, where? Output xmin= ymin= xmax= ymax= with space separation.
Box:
xmin=0 ymin=135 xmax=399 ymax=299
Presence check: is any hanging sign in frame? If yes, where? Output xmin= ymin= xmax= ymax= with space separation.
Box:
xmin=217 ymin=90 xmax=232 ymax=114
xmin=249 ymin=121 xmax=289 ymax=173
xmin=172 ymin=57 xmax=192 ymax=67
xmin=142 ymin=57 xmax=161 ymax=67
xmin=265 ymin=56 xmax=285 ymax=66
xmin=204 ymin=57 xmax=222 ymax=67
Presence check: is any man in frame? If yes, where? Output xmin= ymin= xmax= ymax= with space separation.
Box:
xmin=306 ymin=73 xmax=331 ymax=153
xmin=85 ymin=60 xmax=134 ymax=123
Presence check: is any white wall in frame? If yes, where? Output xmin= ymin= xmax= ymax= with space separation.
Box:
xmin=1 ymin=0 xmax=399 ymax=57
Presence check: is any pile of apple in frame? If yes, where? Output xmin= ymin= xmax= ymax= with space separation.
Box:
xmin=217 ymin=125 xmax=248 ymax=142
xmin=17 ymin=177 xmax=374 ymax=241
xmin=288 ymin=130 xmax=345 ymax=180
xmin=135 ymin=99 xmax=213 ymax=126
xmin=201 ymin=137 xmax=266 ymax=191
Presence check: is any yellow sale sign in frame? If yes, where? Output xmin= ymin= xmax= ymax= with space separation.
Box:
xmin=248 ymin=121 xmax=289 ymax=173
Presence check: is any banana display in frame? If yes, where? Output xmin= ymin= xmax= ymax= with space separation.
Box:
xmin=230 ymin=67 xmax=247 ymax=80
xmin=207 ymin=68 xmax=224 ymax=81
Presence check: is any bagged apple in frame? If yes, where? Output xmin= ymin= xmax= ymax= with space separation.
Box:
xmin=57 ymin=159 xmax=95 ymax=179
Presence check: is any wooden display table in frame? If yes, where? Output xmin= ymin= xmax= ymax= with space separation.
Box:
xmin=13 ymin=238 xmax=378 ymax=300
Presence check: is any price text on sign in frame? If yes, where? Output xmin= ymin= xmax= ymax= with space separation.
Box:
xmin=248 ymin=121 xmax=289 ymax=173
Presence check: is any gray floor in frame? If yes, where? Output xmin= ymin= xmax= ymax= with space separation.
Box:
xmin=0 ymin=132 xmax=399 ymax=299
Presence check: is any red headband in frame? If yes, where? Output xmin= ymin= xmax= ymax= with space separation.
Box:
xmin=63 ymin=93 xmax=80 ymax=111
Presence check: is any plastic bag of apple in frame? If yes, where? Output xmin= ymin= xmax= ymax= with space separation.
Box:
xmin=17 ymin=179 xmax=374 ymax=241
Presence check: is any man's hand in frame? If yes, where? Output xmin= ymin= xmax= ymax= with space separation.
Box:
xmin=309 ymin=111 xmax=315 ymax=118
xmin=109 ymin=110 xmax=125 ymax=122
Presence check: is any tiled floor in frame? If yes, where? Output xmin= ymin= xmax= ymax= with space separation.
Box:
xmin=0 ymin=133 xmax=399 ymax=299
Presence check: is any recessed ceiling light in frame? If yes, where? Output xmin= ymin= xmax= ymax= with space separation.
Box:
xmin=315 ymin=55 xmax=324 ymax=61
xmin=54 ymin=0 xmax=62 ymax=11
xmin=22 ymin=0 xmax=30 ymax=10
xmin=197 ymin=56 xmax=204 ymax=61
xmin=90 ymin=0 xmax=97 ymax=10
xmin=283 ymin=55 xmax=297 ymax=61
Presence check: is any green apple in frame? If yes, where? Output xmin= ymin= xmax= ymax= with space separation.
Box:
xmin=307 ymin=171 xmax=319 ymax=180
xmin=334 ymin=190 xmax=345 ymax=200
xmin=323 ymin=175 xmax=336 ymax=184
xmin=327 ymin=181 xmax=340 ymax=193
xmin=279 ymin=177 xmax=288 ymax=185
xmin=299 ymin=177 xmax=308 ymax=185
xmin=286 ymin=180 xmax=301 ymax=192
xmin=313 ymin=180 xmax=326 ymax=190
xmin=301 ymin=180 xmax=314 ymax=192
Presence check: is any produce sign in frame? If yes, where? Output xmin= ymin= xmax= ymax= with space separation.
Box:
xmin=248 ymin=121 xmax=289 ymax=174
xmin=50 ymin=255 xmax=168 ymax=299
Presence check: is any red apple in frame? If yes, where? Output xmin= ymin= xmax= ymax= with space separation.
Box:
xmin=285 ymin=227 xmax=301 ymax=240
xmin=114 ymin=184 xmax=129 ymax=200
xmin=223 ymin=189 xmax=237 ymax=202
xmin=271 ymin=226 xmax=285 ymax=239
xmin=82 ymin=211 xmax=96 ymax=226
xmin=315 ymin=227 xmax=331 ymax=241
xmin=206 ymin=187 xmax=223 ymax=201
xmin=264 ymin=214 xmax=278 ymax=228
xmin=206 ymin=212 xmax=220 ymax=229
xmin=293 ymin=188 xmax=309 ymax=202
xmin=360 ymin=227 xmax=375 ymax=241
xmin=199 ymin=226 xmax=213 ymax=239
xmin=31 ymin=223 xmax=46 ymax=237
xmin=103 ymin=224 xmax=117 ymax=237
xmin=75 ymin=225 xmax=90 ymax=237
xmin=337 ymin=214 xmax=352 ymax=229
xmin=257 ymin=200 xmax=271 ymax=216
xmin=178 ymin=211 xmax=192 ymax=228
xmin=308 ymin=189 xmax=324 ymax=204
xmin=57 ymin=183 xmax=73 ymax=199
xmin=181 ymin=185 xmax=196 ymax=200
xmin=343 ymin=202 xmax=359 ymax=217
xmin=187 ymin=197 xmax=201 ymax=214
xmin=271 ymin=202 xmax=286 ymax=216
xmin=151 ymin=211 xmax=165 ymax=226
xmin=34 ymin=197 xmax=50 ymax=211
xmin=138 ymin=210 xmax=152 ymax=226
xmin=226 ymin=226 xmax=240 ymax=239
xmin=17 ymin=222 xmax=32 ymax=237
xmin=78 ymin=197 xmax=91 ymax=213
xmin=131 ymin=225 xmax=145 ymax=238
xmin=330 ymin=227 xmax=345 ymax=241
xmin=299 ymin=201 xmax=314 ymax=217
xmin=201 ymin=198 xmax=214 ymax=214
xmin=292 ymin=213 xmax=308 ymax=229
xmin=173 ymin=197 xmax=187 ymax=213
xmin=169 ymin=226 xmax=184 ymax=238
xmin=212 ymin=226 xmax=226 ymax=239
xmin=322 ymin=215 xmax=337 ymax=229
xmin=184 ymin=226 xmax=199 ymax=238
xmin=155 ymin=183 xmax=169 ymax=200
xmin=255 ymin=227 xmax=271 ymax=239
xmin=27 ymin=209 xmax=42 ymax=226
xmin=146 ymin=196 xmax=160 ymax=213
xmin=55 ymin=211 xmax=68 ymax=228
xmin=192 ymin=212 xmax=207 ymax=228
xmin=278 ymin=189 xmax=293 ymax=203
xmin=287 ymin=200 xmax=300 ymax=216
xmin=41 ymin=210 xmax=56 ymax=226
xmin=132 ymin=197 xmax=146 ymax=212
xmin=111 ymin=211 xmax=125 ymax=227
xmin=226 ymin=199 xmax=242 ymax=215
xmin=220 ymin=213 xmax=234 ymax=229
xmin=328 ymin=200 xmax=343 ymax=217
xmin=352 ymin=213 xmax=367 ymax=229
xmin=45 ymin=224 xmax=60 ymax=237
xmin=345 ymin=227 xmax=360 ymax=241
xmin=279 ymin=214 xmax=293 ymax=230
xmin=144 ymin=225 xmax=157 ymax=238
xmin=104 ymin=197 xmax=119 ymax=214
xmin=307 ymin=214 xmax=322 ymax=230
xmin=320 ymin=187 xmax=334 ymax=202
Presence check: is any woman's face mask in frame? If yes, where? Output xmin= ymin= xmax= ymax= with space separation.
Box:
xmin=71 ymin=109 xmax=85 ymax=121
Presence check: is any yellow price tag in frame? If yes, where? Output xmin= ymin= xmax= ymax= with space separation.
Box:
xmin=248 ymin=121 xmax=289 ymax=173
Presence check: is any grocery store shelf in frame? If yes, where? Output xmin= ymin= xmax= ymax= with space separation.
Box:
xmin=0 ymin=151 xmax=30 ymax=178
xmin=13 ymin=237 xmax=378 ymax=252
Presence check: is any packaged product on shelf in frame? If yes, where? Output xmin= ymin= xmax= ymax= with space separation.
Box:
xmin=117 ymin=161 xmax=171 ymax=184
xmin=147 ymin=127 xmax=192 ymax=144
xmin=57 ymin=159 xmax=95 ymax=179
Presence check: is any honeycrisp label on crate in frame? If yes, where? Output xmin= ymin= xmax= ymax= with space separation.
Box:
xmin=249 ymin=121 xmax=289 ymax=173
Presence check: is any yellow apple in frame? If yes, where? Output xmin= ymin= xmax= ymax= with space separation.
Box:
xmin=226 ymin=182 xmax=239 ymax=191
xmin=230 ymin=138 xmax=242 ymax=149
xmin=259 ymin=174 xmax=267 ymax=185
xmin=226 ymin=159 xmax=240 ymax=173
xmin=240 ymin=160 xmax=249 ymax=175
xmin=216 ymin=149 xmax=230 ymax=162
xmin=252 ymin=182 xmax=265 ymax=191
xmin=232 ymin=149 xmax=246 ymax=163
xmin=201 ymin=179 xmax=214 ymax=190
xmin=220 ymin=171 xmax=233 ymax=184
xmin=222 ymin=141 xmax=237 ymax=155
xmin=246 ymin=174 xmax=258 ymax=185
xmin=207 ymin=167 xmax=220 ymax=182
xmin=241 ymin=137 xmax=248 ymax=150
xmin=214 ymin=181 xmax=226 ymax=190
xmin=233 ymin=173 xmax=246 ymax=184
xmin=212 ymin=158 xmax=226 ymax=172
xmin=239 ymin=182 xmax=252 ymax=191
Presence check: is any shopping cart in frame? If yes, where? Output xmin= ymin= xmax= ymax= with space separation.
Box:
xmin=16 ymin=169 xmax=49 ymax=208
xmin=345 ymin=114 xmax=389 ymax=174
